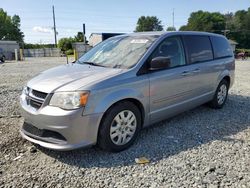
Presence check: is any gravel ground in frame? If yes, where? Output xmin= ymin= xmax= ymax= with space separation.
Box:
xmin=0 ymin=57 xmax=249 ymax=188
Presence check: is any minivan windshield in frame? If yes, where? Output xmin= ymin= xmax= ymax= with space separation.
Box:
xmin=76 ymin=35 xmax=158 ymax=69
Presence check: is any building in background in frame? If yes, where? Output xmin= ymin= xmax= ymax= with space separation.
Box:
xmin=89 ymin=33 xmax=124 ymax=47
xmin=72 ymin=42 xmax=92 ymax=59
xmin=228 ymin=39 xmax=238 ymax=52
xmin=0 ymin=41 xmax=19 ymax=60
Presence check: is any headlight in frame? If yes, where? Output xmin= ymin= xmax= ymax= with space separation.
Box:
xmin=49 ymin=91 xmax=89 ymax=110
xmin=21 ymin=86 xmax=29 ymax=101
xmin=22 ymin=86 xmax=29 ymax=95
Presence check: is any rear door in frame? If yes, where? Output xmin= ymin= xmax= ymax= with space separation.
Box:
xmin=182 ymin=35 xmax=215 ymax=95
xmin=209 ymin=35 xmax=235 ymax=89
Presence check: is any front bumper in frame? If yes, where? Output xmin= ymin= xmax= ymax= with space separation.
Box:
xmin=20 ymin=97 xmax=103 ymax=151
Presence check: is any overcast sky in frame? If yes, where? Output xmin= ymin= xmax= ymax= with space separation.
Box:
xmin=1 ymin=0 xmax=249 ymax=44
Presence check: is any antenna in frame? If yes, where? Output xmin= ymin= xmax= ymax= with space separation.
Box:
xmin=52 ymin=5 xmax=57 ymax=47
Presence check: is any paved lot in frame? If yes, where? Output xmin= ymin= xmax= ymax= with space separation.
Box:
xmin=0 ymin=58 xmax=249 ymax=188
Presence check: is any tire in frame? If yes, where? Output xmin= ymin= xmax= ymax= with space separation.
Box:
xmin=98 ymin=101 xmax=142 ymax=152
xmin=209 ymin=79 xmax=229 ymax=109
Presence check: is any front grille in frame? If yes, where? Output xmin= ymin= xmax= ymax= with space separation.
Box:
xmin=23 ymin=122 xmax=66 ymax=142
xmin=30 ymin=100 xmax=43 ymax=109
xmin=26 ymin=88 xmax=48 ymax=110
xmin=31 ymin=90 xmax=47 ymax=99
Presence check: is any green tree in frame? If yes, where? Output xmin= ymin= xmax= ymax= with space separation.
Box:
xmin=166 ymin=26 xmax=176 ymax=31
xmin=179 ymin=11 xmax=225 ymax=33
xmin=135 ymin=16 xmax=163 ymax=32
xmin=178 ymin=7 xmax=250 ymax=48
xmin=74 ymin=32 xmax=87 ymax=43
xmin=0 ymin=8 xmax=24 ymax=42
xmin=74 ymin=32 xmax=83 ymax=42
xmin=58 ymin=30 xmax=90 ymax=54
xmin=58 ymin=30 xmax=91 ymax=53
xmin=227 ymin=8 xmax=250 ymax=48
xmin=179 ymin=25 xmax=189 ymax=31
xmin=224 ymin=12 xmax=234 ymax=29
xmin=58 ymin=37 xmax=75 ymax=52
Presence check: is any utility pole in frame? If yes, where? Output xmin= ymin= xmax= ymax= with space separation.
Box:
xmin=52 ymin=5 xmax=57 ymax=47
xmin=222 ymin=29 xmax=230 ymax=37
xmin=82 ymin=23 xmax=86 ymax=44
xmin=172 ymin=8 xmax=175 ymax=28
xmin=222 ymin=12 xmax=230 ymax=37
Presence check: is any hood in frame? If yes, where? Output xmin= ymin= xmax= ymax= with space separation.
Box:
xmin=27 ymin=63 xmax=123 ymax=93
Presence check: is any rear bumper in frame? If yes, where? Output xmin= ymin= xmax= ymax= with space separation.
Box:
xmin=230 ymin=70 xmax=235 ymax=89
xmin=20 ymin=97 xmax=103 ymax=151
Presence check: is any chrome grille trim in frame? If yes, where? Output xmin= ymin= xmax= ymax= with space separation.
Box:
xmin=31 ymin=89 xmax=47 ymax=99
xmin=29 ymin=92 xmax=45 ymax=102
xmin=25 ymin=88 xmax=48 ymax=110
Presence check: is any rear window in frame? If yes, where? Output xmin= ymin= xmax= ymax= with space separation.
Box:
xmin=183 ymin=35 xmax=213 ymax=64
xmin=210 ymin=36 xmax=233 ymax=58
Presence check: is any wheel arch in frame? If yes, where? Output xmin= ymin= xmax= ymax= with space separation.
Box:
xmin=222 ymin=75 xmax=230 ymax=86
xmin=217 ymin=70 xmax=231 ymax=89
xmin=99 ymin=98 xmax=145 ymax=129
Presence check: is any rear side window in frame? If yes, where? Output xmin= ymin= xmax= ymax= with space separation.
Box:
xmin=183 ymin=35 xmax=213 ymax=64
xmin=210 ymin=36 xmax=233 ymax=58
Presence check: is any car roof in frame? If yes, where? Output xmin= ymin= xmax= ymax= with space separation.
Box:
xmin=118 ymin=31 xmax=225 ymax=38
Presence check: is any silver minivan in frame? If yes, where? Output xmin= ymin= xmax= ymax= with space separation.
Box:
xmin=20 ymin=31 xmax=235 ymax=152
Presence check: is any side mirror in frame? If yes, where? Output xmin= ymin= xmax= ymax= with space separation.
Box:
xmin=149 ymin=56 xmax=171 ymax=70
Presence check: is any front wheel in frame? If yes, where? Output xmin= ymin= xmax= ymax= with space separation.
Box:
xmin=98 ymin=101 xmax=141 ymax=152
xmin=209 ymin=79 xmax=229 ymax=109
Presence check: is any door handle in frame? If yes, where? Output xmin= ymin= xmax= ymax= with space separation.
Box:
xmin=192 ymin=68 xmax=200 ymax=73
xmin=181 ymin=71 xmax=192 ymax=76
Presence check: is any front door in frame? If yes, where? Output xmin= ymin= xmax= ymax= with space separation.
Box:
xmin=148 ymin=36 xmax=195 ymax=123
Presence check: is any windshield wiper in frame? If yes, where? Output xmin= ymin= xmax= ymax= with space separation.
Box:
xmin=82 ymin=61 xmax=106 ymax=67
xmin=113 ymin=64 xmax=123 ymax=68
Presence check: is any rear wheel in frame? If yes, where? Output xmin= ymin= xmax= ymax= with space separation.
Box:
xmin=209 ymin=79 xmax=229 ymax=109
xmin=98 ymin=101 xmax=141 ymax=152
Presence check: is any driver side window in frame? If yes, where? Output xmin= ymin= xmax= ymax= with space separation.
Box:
xmin=151 ymin=36 xmax=186 ymax=68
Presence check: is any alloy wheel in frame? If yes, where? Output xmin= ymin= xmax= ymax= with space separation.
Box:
xmin=110 ymin=110 xmax=137 ymax=145
xmin=217 ymin=84 xmax=227 ymax=105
